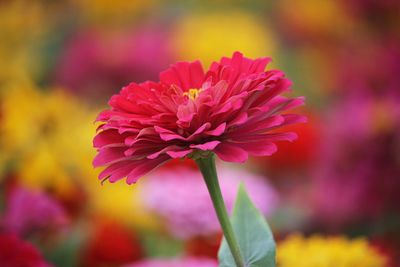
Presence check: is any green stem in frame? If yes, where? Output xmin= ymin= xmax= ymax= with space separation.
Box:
xmin=195 ymin=154 xmax=244 ymax=267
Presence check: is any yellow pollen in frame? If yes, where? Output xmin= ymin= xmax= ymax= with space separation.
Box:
xmin=183 ymin=88 xmax=202 ymax=100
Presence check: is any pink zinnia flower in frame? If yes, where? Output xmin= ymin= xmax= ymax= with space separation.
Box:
xmin=93 ymin=52 xmax=305 ymax=184
xmin=1 ymin=187 xmax=68 ymax=237
xmin=142 ymin=166 xmax=278 ymax=238
xmin=312 ymin=93 xmax=400 ymax=227
xmin=56 ymin=26 xmax=172 ymax=98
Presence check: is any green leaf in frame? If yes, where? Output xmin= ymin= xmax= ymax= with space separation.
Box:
xmin=218 ymin=184 xmax=276 ymax=267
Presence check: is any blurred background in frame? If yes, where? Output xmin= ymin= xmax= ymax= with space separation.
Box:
xmin=0 ymin=0 xmax=399 ymax=266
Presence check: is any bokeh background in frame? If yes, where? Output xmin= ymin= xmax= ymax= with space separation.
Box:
xmin=0 ymin=1 xmax=399 ymax=266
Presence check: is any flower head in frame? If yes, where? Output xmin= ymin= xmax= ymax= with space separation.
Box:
xmin=93 ymin=52 xmax=305 ymax=184
xmin=82 ymin=219 xmax=143 ymax=266
xmin=312 ymin=93 xmax=400 ymax=226
xmin=55 ymin=26 xmax=172 ymax=98
xmin=277 ymin=234 xmax=388 ymax=267
xmin=123 ymin=257 xmax=217 ymax=267
xmin=0 ymin=81 xmax=96 ymax=196
xmin=141 ymin=166 xmax=278 ymax=239
xmin=2 ymin=187 xmax=68 ymax=237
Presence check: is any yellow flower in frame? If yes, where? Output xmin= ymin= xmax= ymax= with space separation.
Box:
xmin=0 ymin=79 xmax=94 ymax=196
xmin=71 ymin=0 xmax=157 ymax=26
xmin=277 ymin=234 xmax=388 ymax=267
xmin=171 ymin=11 xmax=277 ymax=67
xmin=0 ymin=1 xmax=47 ymax=82
xmin=0 ymin=80 xmax=158 ymax=229
xmin=85 ymin=178 xmax=161 ymax=230
xmin=277 ymin=0 xmax=354 ymax=38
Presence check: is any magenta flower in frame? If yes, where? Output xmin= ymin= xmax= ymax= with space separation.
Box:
xmin=1 ymin=187 xmax=68 ymax=237
xmin=312 ymin=93 xmax=400 ymax=227
xmin=56 ymin=26 xmax=172 ymax=98
xmin=142 ymin=166 xmax=278 ymax=238
xmin=123 ymin=257 xmax=217 ymax=267
xmin=93 ymin=52 xmax=305 ymax=184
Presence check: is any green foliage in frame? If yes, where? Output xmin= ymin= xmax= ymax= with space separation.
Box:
xmin=219 ymin=185 xmax=276 ymax=267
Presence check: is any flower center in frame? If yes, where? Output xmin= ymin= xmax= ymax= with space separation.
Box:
xmin=183 ymin=88 xmax=202 ymax=100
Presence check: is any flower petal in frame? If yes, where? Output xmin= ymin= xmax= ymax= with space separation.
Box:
xmin=204 ymin=123 xmax=226 ymax=136
xmin=166 ymin=149 xmax=193 ymax=158
xmin=147 ymin=145 xmax=181 ymax=159
xmin=99 ymin=160 xmax=137 ymax=183
xmin=93 ymin=129 xmax=125 ymax=148
xmin=126 ymin=156 xmax=170 ymax=184
xmin=238 ymin=141 xmax=277 ymax=156
xmin=190 ymin=140 xmax=221 ymax=151
xmin=154 ymin=126 xmax=186 ymax=141
xmin=214 ymin=143 xmax=248 ymax=163
xmin=93 ymin=147 xmax=126 ymax=167
xmin=160 ymin=61 xmax=205 ymax=90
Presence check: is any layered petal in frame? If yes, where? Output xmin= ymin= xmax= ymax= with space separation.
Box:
xmin=93 ymin=52 xmax=305 ymax=184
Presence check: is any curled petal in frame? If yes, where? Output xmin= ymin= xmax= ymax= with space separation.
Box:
xmin=126 ymin=156 xmax=170 ymax=184
xmin=154 ymin=126 xmax=186 ymax=141
xmin=93 ymin=129 xmax=126 ymax=148
xmin=99 ymin=160 xmax=138 ymax=183
xmin=166 ymin=149 xmax=193 ymax=158
xmin=205 ymin=123 xmax=226 ymax=136
xmin=214 ymin=143 xmax=248 ymax=163
xmin=93 ymin=147 xmax=126 ymax=167
xmin=190 ymin=141 xmax=221 ymax=151
xmin=238 ymin=141 xmax=277 ymax=156
xmin=147 ymin=145 xmax=182 ymax=159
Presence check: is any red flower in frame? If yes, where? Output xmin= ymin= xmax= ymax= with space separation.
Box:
xmin=0 ymin=233 xmax=52 ymax=267
xmin=185 ymin=234 xmax=222 ymax=259
xmin=93 ymin=52 xmax=305 ymax=184
xmin=261 ymin=112 xmax=320 ymax=170
xmin=81 ymin=219 xmax=143 ymax=267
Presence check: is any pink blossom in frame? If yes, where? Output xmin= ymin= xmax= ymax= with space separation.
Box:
xmin=123 ymin=257 xmax=217 ymax=267
xmin=55 ymin=26 xmax=172 ymax=98
xmin=93 ymin=52 xmax=305 ymax=184
xmin=312 ymin=93 xmax=400 ymax=227
xmin=141 ymin=166 xmax=279 ymax=239
xmin=1 ymin=187 xmax=68 ymax=237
